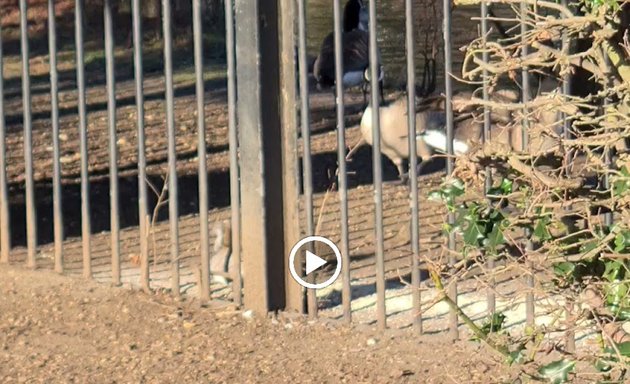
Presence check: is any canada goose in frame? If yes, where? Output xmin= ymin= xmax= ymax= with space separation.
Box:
xmin=356 ymin=56 xmax=440 ymax=180
xmin=313 ymin=0 xmax=384 ymax=106
xmin=360 ymin=97 xmax=468 ymax=179
xmin=358 ymin=86 xmax=523 ymax=180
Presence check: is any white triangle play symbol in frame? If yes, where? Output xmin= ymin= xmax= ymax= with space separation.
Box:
xmin=305 ymin=250 xmax=327 ymax=275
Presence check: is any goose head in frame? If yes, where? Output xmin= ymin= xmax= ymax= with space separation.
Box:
xmin=344 ymin=0 xmax=369 ymax=32
xmin=357 ymin=1 xmax=369 ymax=31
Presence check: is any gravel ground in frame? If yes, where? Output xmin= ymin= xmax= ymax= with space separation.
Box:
xmin=0 ymin=264 xmax=524 ymax=383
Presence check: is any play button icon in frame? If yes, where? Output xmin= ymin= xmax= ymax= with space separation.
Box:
xmin=289 ymin=236 xmax=342 ymax=289
xmin=305 ymin=250 xmax=327 ymax=275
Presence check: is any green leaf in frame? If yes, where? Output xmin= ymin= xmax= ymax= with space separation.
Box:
xmin=603 ymin=341 xmax=630 ymax=357
xmin=470 ymin=312 xmax=507 ymax=342
xmin=603 ymin=261 xmax=625 ymax=282
xmin=533 ymin=215 xmax=553 ymax=242
xmin=487 ymin=178 xmax=514 ymax=196
xmin=485 ymin=222 xmax=505 ymax=253
xmin=481 ymin=312 xmax=506 ymax=335
xmin=499 ymin=178 xmax=513 ymax=194
xmin=537 ymin=359 xmax=575 ymax=384
xmin=428 ymin=190 xmax=443 ymax=202
xmin=506 ymin=348 xmax=527 ymax=365
xmin=553 ymin=262 xmax=576 ymax=279
xmin=613 ymin=166 xmax=630 ymax=197
xmin=428 ymin=178 xmax=465 ymax=212
xmin=604 ymin=281 xmax=630 ymax=319
xmin=598 ymin=341 xmax=630 ymax=374
xmin=614 ymin=230 xmax=630 ymax=253
xmin=442 ymin=178 xmax=465 ymax=199
xmin=463 ymin=219 xmax=485 ymax=246
xmin=583 ymin=0 xmax=620 ymax=11
xmin=602 ymin=260 xmax=630 ymax=318
xmin=616 ymin=307 xmax=630 ymax=321
xmin=594 ymin=357 xmax=612 ymax=372
xmin=579 ymin=239 xmax=599 ymax=255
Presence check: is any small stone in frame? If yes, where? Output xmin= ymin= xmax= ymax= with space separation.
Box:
xmin=242 ymin=310 xmax=254 ymax=320
xmin=366 ymin=338 xmax=377 ymax=346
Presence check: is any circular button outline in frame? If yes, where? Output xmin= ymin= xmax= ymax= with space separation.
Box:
xmin=289 ymin=236 xmax=342 ymax=289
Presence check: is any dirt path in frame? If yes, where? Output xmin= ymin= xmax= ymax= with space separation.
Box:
xmin=0 ymin=264 xmax=520 ymax=383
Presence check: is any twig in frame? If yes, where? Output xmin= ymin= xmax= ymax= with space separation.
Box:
xmin=429 ymin=268 xmax=511 ymax=358
xmin=148 ymin=173 xmax=170 ymax=267
xmin=507 ymin=156 xmax=584 ymax=190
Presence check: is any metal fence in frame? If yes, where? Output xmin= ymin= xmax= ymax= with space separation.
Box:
xmin=0 ymin=0 xmax=602 ymax=343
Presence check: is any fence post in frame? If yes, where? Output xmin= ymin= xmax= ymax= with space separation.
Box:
xmin=278 ymin=0 xmax=304 ymax=312
xmin=234 ymin=0 xmax=286 ymax=312
xmin=0 ymin=19 xmax=10 ymax=264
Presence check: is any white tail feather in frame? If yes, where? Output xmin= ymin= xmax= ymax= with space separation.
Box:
xmin=420 ymin=130 xmax=469 ymax=154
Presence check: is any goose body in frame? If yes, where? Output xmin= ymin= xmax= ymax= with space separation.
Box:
xmin=360 ymin=97 xmax=468 ymax=178
xmin=313 ymin=0 xmax=384 ymax=103
xmin=358 ymin=88 xmax=565 ymax=179
xmin=313 ymin=30 xmax=375 ymax=89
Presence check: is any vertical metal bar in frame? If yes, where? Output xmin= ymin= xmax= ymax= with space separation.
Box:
xmin=20 ymin=0 xmax=38 ymax=269
xmin=560 ymin=0 xmax=575 ymax=354
xmin=193 ymin=0 xmax=211 ymax=302
xmin=520 ymin=3 xmax=530 ymax=150
xmin=520 ymin=1 xmax=535 ymax=327
xmin=279 ymin=0 xmax=303 ymax=313
xmin=603 ymin=58 xmax=613 ymax=227
xmin=405 ymin=0 xmax=421 ymax=333
xmin=75 ymin=0 xmax=91 ymax=278
xmin=443 ymin=0 xmax=458 ymax=340
xmin=333 ymin=0 xmax=351 ymax=323
xmin=603 ymin=160 xmax=613 ymax=226
xmin=225 ymin=0 xmax=242 ymax=307
xmin=104 ymin=0 xmax=121 ymax=285
xmin=525 ymin=260 xmax=536 ymax=326
xmin=235 ymin=0 xmax=286 ymax=312
xmin=0 ymin=20 xmax=9 ymax=265
xmin=561 ymin=2 xmax=571 ymax=146
xmin=368 ymin=0 xmax=386 ymax=330
xmin=132 ymin=0 xmax=149 ymax=292
xmin=48 ymin=0 xmax=63 ymax=274
xmin=296 ymin=0 xmax=316 ymax=318
xmin=161 ymin=0 xmax=180 ymax=297
xmin=481 ymin=1 xmax=495 ymax=315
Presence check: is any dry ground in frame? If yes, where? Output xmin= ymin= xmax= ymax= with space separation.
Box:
xmin=0 ymin=264 xmax=523 ymax=384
